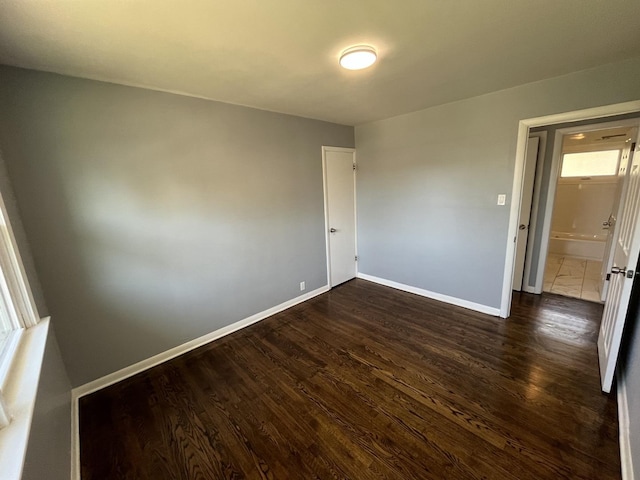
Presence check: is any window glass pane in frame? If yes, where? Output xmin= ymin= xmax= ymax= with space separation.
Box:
xmin=561 ymin=150 xmax=620 ymax=177
xmin=0 ymin=309 xmax=11 ymax=345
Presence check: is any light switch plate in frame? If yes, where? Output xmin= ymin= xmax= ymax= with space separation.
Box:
xmin=497 ymin=194 xmax=506 ymax=206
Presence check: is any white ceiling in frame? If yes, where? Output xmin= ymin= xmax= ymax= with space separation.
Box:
xmin=563 ymin=126 xmax=637 ymax=150
xmin=1 ymin=0 xmax=639 ymax=126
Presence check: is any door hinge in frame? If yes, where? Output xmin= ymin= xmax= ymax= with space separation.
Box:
xmin=355 ymin=255 xmax=358 ymax=261
xmin=353 ymin=164 xmax=357 ymax=171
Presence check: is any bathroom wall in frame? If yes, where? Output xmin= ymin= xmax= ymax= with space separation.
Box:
xmin=551 ymin=179 xmax=617 ymax=237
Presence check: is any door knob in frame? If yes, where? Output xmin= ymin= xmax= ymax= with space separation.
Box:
xmin=330 ymin=228 xmax=337 ymax=233
xmin=611 ymin=266 xmax=627 ymax=275
xmin=612 ymin=266 xmax=636 ymax=278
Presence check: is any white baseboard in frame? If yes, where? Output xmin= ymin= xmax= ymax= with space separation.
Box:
xmin=357 ymin=273 xmax=500 ymax=317
xmin=70 ymin=284 xmax=329 ymax=479
xmin=619 ymin=374 xmax=635 ymax=480
xmin=72 ymin=285 xmax=329 ymax=399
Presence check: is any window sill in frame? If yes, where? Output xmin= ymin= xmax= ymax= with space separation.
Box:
xmin=0 ymin=318 xmax=49 ymax=480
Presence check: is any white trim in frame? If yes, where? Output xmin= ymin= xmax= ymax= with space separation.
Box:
xmin=0 ymin=187 xmax=39 ymax=329
xmin=0 ymin=329 xmax=24 ymax=392
xmin=501 ymin=121 xmax=530 ymax=316
xmin=70 ymin=284 xmax=330 ymax=477
xmin=354 ymin=149 xmax=359 ymax=272
xmin=557 ymin=175 xmax=620 ymax=186
xmin=618 ymin=374 xmax=635 ymax=480
xmin=500 ymin=100 xmax=640 ymax=318
xmin=71 ymin=391 xmax=80 ymax=480
xmin=320 ymin=146 xmax=356 ymax=154
xmin=321 ymin=147 xmax=332 ymax=287
xmin=521 ymin=101 xmax=640 ymax=130
xmin=357 ymin=273 xmax=500 ymax=316
xmin=562 ymin=144 xmax=628 ymax=155
xmin=534 ymin=118 xmax=640 ymax=295
xmin=321 ymin=146 xmax=358 ymax=288
xmin=72 ymin=285 xmax=329 ymax=398
xmin=0 ymin=318 xmax=49 ymax=480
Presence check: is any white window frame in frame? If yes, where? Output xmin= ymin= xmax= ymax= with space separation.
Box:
xmin=0 ymin=188 xmax=40 ymax=429
xmin=558 ymin=148 xmax=622 ymax=182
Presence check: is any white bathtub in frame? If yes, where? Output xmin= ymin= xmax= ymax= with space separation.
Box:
xmin=548 ymin=231 xmax=607 ymax=261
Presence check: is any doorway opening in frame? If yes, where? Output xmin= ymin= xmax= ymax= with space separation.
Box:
xmin=500 ymin=112 xmax=640 ymax=318
xmin=503 ymin=101 xmax=640 ymax=392
xmin=541 ymin=125 xmax=638 ymax=303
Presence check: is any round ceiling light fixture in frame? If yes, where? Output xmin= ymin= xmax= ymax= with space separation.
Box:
xmin=339 ymin=45 xmax=377 ymax=70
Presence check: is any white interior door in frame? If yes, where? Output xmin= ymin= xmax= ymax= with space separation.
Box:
xmin=598 ymin=135 xmax=640 ymax=393
xmin=601 ymin=137 xmax=635 ymax=301
xmin=323 ymin=147 xmax=356 ymax=287
xmin=512 ymin=136 xmax=540 ymax=291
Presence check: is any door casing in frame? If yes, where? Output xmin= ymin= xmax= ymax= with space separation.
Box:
xmin=523 ymin=119 xmax=640 ymax=295
xmin=501 ymin=100 xmax=640 ymax=318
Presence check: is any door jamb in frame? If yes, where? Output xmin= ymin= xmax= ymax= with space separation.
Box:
xmin=500 ymin=100 xmax=640 ymax=318
xmin=321 ymin=146 xmax=357 ymax=288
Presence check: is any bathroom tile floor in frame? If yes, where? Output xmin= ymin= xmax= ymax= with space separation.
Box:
xmin=543 ymin=254 xmax=603 ymax=302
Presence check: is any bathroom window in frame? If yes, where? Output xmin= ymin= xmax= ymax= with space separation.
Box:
xmin=0 ymin=312 xmax=12 ymax=347
xmin=560 ymin=150 xmax=620 ymax=178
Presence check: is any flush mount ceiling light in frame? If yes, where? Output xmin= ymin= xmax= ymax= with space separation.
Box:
xmin=339 ymin=45 xmax=377 ymax=70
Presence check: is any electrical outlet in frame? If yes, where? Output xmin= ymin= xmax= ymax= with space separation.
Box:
xmin=497 ymin=194 xmax=506 ymax=206
xmin=300 ymin=281 xmax=306 ymax=291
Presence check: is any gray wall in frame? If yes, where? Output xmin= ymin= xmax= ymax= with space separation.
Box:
xmin=21 ymin=328 xmax=72 ymax=480
xmin=0 ymin=66 xmax=354 ymax=386
xmin=355 ymin=56 xmax=640 ymax=309
xmin=623 ymin=312 xmax=640 ymax=479
xmin=0 ymin=150 xmax=48 ymax=317
xmin=0 ymin=150 xmax=70 ymax=478
xmin=621 ymin=253 xmax=640 ymax=480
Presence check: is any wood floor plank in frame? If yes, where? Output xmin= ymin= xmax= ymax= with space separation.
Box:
xmin=79 ymin=279 xmax=621 ymax=479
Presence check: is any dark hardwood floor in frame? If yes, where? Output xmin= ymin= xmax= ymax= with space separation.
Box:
xmin=79 ymin=279 xmax=620 ymax=479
